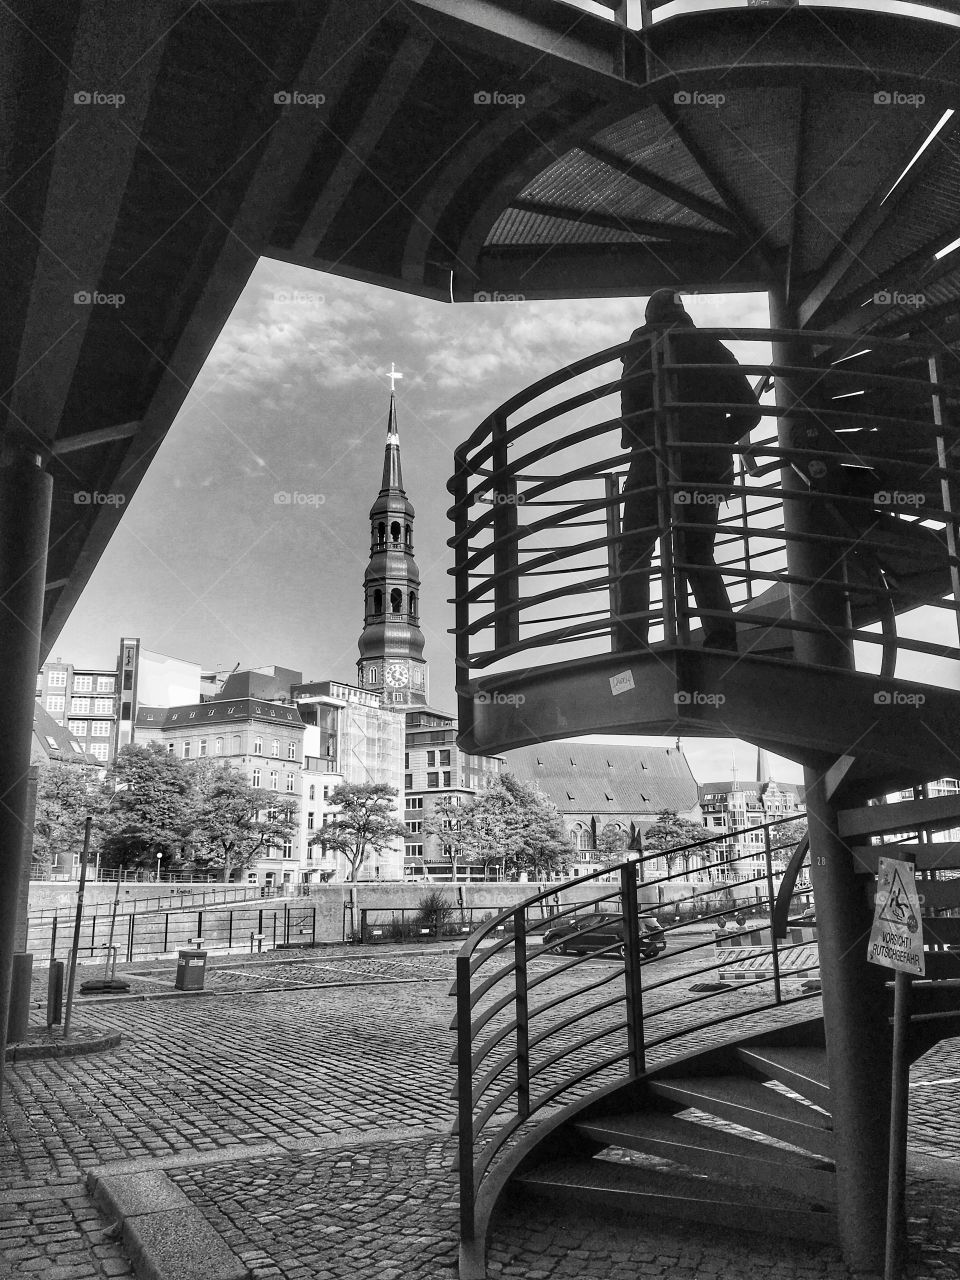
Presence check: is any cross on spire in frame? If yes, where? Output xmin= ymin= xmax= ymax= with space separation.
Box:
xmin=387 ymin=362 xmax=403 ymax=393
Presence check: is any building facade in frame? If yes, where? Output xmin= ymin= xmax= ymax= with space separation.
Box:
xmin=37 ymin=659 xmax=118 ymax=763
xmin=698 ymin=754 xmax=805 ymax=890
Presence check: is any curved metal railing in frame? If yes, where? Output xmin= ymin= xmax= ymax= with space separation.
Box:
xmin=566 ymin=0 xmax=960 ymax=30
xmin=453 ymin=815 xmax=820 ymax=1246
xmin=448 ymin=326 xmax=960 ymax=694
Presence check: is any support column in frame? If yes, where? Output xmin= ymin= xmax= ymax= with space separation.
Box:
xmin=0 ymin=436 xmax=52 ymax=1105
xmin=770 ymin=291 xmax=890 ymax=1273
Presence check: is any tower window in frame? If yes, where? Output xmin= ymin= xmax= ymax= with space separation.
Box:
xmin=373 ymin=588 xmax=383 ymax=615
xmin=390 ymin=520 xmax=401 ymax=542
xmin=405 ymin=524 xmax=412 ymax=546
xmin=409 ymin=591 xmax=417 ymax=616
xmin=390 ymin=588 xmax=402 ymax=613
xmin=377 ymin=521 xmax=385 ymax=545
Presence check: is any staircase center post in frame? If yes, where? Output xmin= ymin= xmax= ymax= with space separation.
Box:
xmin=770 ymin=291 xmax=891 ymax=1274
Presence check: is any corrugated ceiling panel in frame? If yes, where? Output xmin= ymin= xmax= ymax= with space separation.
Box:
xmin=487 ymin=207 xmax=642 ymax=245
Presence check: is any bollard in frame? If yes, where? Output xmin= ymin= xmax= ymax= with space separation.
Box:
xmin=47 ymin=960 xmax=64 ymax=1026
xmin=7 ymin=953 xmax=33 ymax=1045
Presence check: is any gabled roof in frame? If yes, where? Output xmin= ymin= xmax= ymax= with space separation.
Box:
xmin=32 ymin=703 xmax=98 ymax=766
xmin=503 ymin=743 xmax=700 ymax=816
xmin=136 ymin=699 xmax=305 ymax=730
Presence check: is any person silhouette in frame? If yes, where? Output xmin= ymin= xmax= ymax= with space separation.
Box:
xmin=615 ymin=289 xmax=761 ymax=653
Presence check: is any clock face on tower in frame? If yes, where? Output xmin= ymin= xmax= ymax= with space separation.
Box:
xmin=385 ymin=662 xmax=409 ymax=688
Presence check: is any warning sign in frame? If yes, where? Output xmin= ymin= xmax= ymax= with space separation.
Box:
xmin=867 ymin=857 xmax=925 ymax=976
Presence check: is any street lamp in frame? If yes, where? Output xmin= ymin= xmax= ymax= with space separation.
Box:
xmin=156 ymin=850 xmax=162 ymax=883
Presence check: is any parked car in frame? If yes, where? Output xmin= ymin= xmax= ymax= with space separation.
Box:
xmin=543 ymin=912 xmax=666 ymax=959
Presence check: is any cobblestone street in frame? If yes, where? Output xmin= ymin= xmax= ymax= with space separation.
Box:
xmin=2 ymin=944 xmax=960 ymax=1278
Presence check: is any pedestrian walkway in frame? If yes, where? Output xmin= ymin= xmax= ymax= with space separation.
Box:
xmin=2 ymin=946 xmax=959 ymax=1278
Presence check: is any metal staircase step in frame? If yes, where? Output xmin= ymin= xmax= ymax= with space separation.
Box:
xmin=735 ymin=1046 xmax=832 ymax=1110
xmin=850 ymin=842 xmax=960 ymax=874
xmin=573 ymin=1110 xmax=836 ymax=1201
xmin=513 ymin=1156 xmax=838 ymax=1244
xmin=838 ymin=792 xmax=960 ymax=840
xmin=648 ymin=1074 xmax=834 ymax=1159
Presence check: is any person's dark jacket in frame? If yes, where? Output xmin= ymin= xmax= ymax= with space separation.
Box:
xmin=621 ymin=324 xmax=761 ymax=481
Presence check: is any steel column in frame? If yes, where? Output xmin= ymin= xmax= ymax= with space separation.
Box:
xmin=770 ymin=291 xmax=890 ymax=1273
xmin=0 ymin=441 xmax=51 ymax=1101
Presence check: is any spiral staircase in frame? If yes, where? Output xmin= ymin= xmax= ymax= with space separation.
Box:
xmin=447 ymin=317 xmax=960 ymax=1277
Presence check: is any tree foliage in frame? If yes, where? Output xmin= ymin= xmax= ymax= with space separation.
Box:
xmin=191 ymin=762 xmax=298 ymax=881
xmin=32 ymin=761 xmax=102 ymax=875
xmin=595 ymin=824 xmax=630 ymax=866
xmin=454 ymin=774 xmax=570 ymax=880
xmin=98 ymin=744 xmax=195 ymax=874
xmin=641 ymin=810 xmax=716 ymax=876
xmin=315 ymin=781 xmax=406 ymax=881
xmin=423 ymin=795 xmax=470 ymax=879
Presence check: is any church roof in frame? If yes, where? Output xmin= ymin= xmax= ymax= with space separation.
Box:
xmin=503 ymin=743 xmax=700 ymax=816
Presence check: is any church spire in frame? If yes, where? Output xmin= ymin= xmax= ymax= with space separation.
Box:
xmin=381 ymin=391 xmax=404 ymax=492
xmin=357 ymin=369 xmax=428 ymax=710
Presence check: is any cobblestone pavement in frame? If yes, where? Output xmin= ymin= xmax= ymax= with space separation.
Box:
xmin=3 ymin=942 xmax=960 ymax=1278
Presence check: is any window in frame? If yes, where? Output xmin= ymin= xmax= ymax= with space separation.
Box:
xmin=215 ymin=737 xmax=223 ymax=755
xmin=90 ymin=742 xmax=109 ymax=761
xmin=439 ymin=750 xmax=451 ymax=767
xmin=308 ymin=784 xmax=315 ymax=801
xmin=97 ymin=676 xmax=115 ymax=692
xmin=91 ymin=721 xmax=111 ymax=737
xmin=323 ymin=785 xmax=331 ymax=799
xmin=122 ymin=670 xmax=133 ymax=690
xmin=182 ymin=741 xmax=191 ymax=758
xmin=406 ymin=797 xmax=423 ymax=810
xmin=427 ymin=772 xmax=439 ymax=788
xmin=74 ymin=675 xmax=92 ymax=692
xmin=426 ymin=751 xmax=436 ymax=767
xmin=390 ymin=587 xmax=402 ymax=613
xmin=286 ymin=774 xmax=296 ymax=793
xmin=405 ymin=844 xmax=423 ymax=858
xmin=47 ymin=695 xmax=65 ymax=713
xmin=282 ymin=841 xmax=293 ymax=860
xmin=287 ymin=741 xmax=297 ymax=760
xmin=233 ymin=735 xmax=241 ymax=754
xmin=48 ymin=670 xmax=67 ymax=687
xmin=167 ymin=742 xmax=175 ymax=754
xmin=271 ymin=740 xmax=280 ymax=757
xmin=252 ymin=769 xmax=261 ymax=787
xmin=406 ymin=821 xmax=422 ymax=834
xmin=94 ymin=698 xmax=113 ymax=714
xmin=199 ymin=739 xmax=207 ymax=757
xmin=270 ymin=770 xmax=278 ymax=789
xmin=404 ymin=774 xmax=413 ymax=790
xmin=404 ymin=753 xmax=410 ymax=769
xmin=71 ymin=697 xmax=90 ymax=714
xmin=254 ymin=737 xmax=263 ymax=754
xmin=68 ymin=719 xmax=87 ymax=736
xmin=443 ymin=771 xmax=451 ymax=787
xmin=307 ymin=812 xmax=315 ymax=830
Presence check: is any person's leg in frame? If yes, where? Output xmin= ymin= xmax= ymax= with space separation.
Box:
xmin=615 ymin=455 xmax=659 ymax=649
xmin=678 ymin=486 xmax=736 ymax=650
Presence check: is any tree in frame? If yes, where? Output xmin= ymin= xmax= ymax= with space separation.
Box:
xmin=595 ymin=824 xmax=630 ymax=867
xmin=456 ymin=774 xmax=570 ymax=881
xmin=98 ymin=744 xmax=194 ymax=875
xmin=315 ymin=781 xmax=406 ymax=882
xmin=641 ymin=810 xmax=716 ymax=878
xmin=32 ymin=761 xmax=102 ymax=876
xmin=191 ymin=762 xmax=299 ymax=882
xmin=423 ymin=795 xmax=470 ymax=880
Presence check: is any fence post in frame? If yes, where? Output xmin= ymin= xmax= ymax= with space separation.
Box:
xmin=514 ymin=909 xmax=530 ymax=1119
xmin=163 ymin=914 xmax=169 ymax=953
xmin=311 ymin=906 xmax=316 ymax=947
xmin=763 ymin=822 xmax=783 ymax=1004
xmin=456 ymin=953 xmax=476 ymax=1242
xmin=228 ymin=911 xmax=233 ymax=951
xmin=620 ymin=862 xmax=646 ymax=1075
xmin=272 ymin=913 xmax=277 ymax=949
xmin=126 ymin=913 xmax=134 ymax=963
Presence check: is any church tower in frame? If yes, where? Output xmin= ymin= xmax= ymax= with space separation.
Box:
xmin=357 ymin=372 xmax=429 ymax=709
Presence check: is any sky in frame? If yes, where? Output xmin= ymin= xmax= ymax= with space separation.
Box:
xmin=51 ymin=257 xmax=804 ymax=782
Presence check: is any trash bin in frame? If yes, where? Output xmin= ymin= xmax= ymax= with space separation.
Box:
xmin=174 ymin=949 xmax=208 ymax=991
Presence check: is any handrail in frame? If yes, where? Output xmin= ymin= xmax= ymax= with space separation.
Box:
xmin=452 ymin=815 xmax=817 ymax=1246
xmin=448 ymin=324 xmax=960 ymax=695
